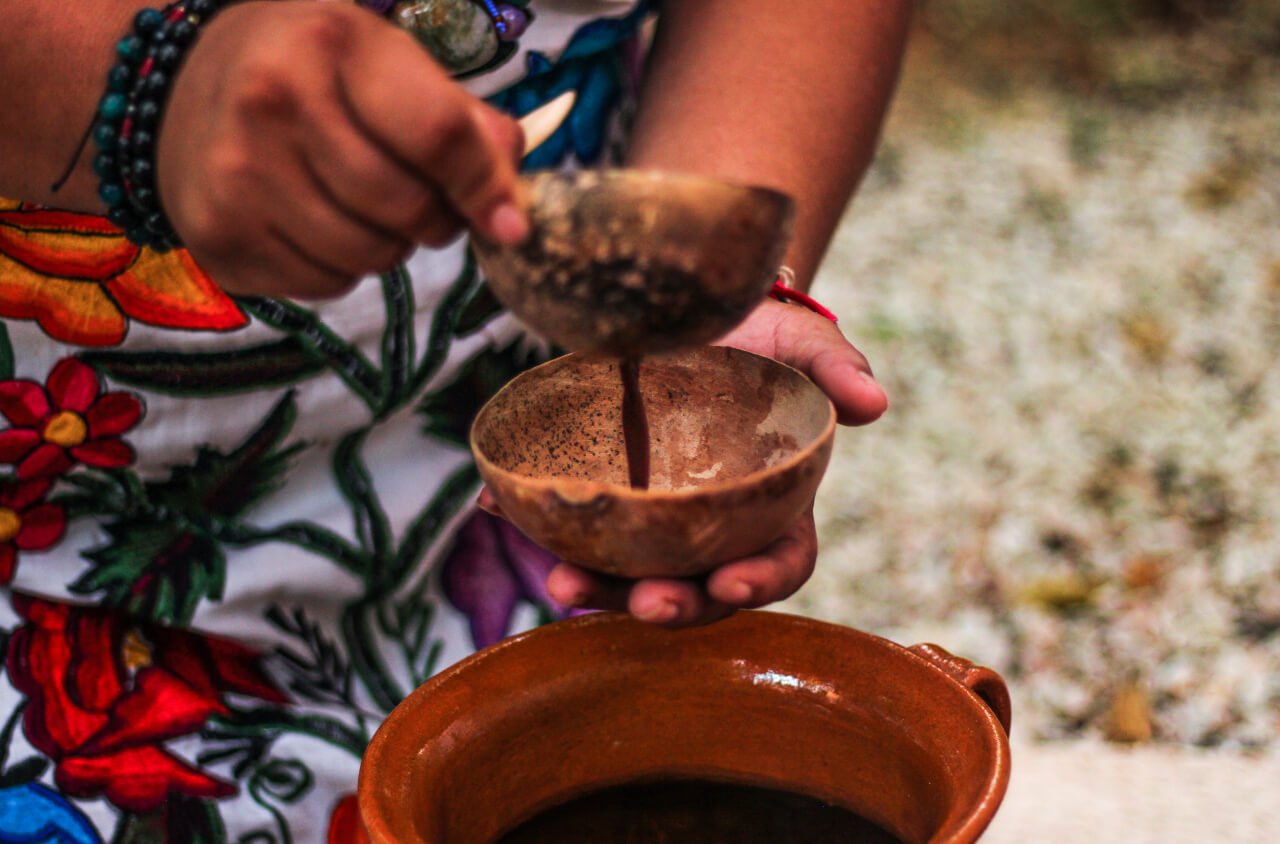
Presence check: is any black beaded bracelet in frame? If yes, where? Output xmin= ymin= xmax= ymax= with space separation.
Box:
xmin=92 ymin=0 xmax=228 ymax=250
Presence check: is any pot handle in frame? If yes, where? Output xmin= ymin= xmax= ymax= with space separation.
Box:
xmin=909 ymin=643 xmax=1012 ymax=735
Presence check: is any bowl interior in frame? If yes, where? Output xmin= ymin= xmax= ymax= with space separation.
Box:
xmin=473 ymin=346 xmax=832 ymax=493
xmin=359 ymin=612 xmax=1011 ymax=844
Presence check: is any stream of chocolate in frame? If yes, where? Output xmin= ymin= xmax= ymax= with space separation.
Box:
xmin=620 ymin=357 xmax=650 ymax=490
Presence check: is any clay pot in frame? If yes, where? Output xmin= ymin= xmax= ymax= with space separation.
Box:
xmin=471 ymin=169 xmax=795 ymax=356
xmin=359 ymin=611 xmax=1012 ymax=844
xmin=470 ymin=346 xmax=836 ymax=578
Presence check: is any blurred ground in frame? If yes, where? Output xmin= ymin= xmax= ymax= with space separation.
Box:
xmin=984 ymin=737 xmax=1280 ymax=841
xmin=780 ymin=3 xmax=1280 ymax=835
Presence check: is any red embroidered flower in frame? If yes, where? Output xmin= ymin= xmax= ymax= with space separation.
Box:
xmin=0 ymin=199 xmax=247 ymax=347
xmin=5 ymin=595 xmax=288 ymax=813
xmin=0 ymin=357 xmax=143 ymax=479
xmin=327 ymin=794 xmax=371 ymax=844
xmin=0 ymin=477 xmax=65 ymax=583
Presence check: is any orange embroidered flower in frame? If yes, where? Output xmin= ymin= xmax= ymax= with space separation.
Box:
xmin=0 ymin=357 xmax=143 ymax=479
xmin=0 ymin=199 xmax=247 ymax=347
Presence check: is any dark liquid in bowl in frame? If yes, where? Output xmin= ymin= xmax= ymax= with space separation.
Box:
xmin=497 ymin=780 xmax=903 ymax=843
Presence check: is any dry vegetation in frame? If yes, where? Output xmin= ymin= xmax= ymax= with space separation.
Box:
xmin=787 ymin=1 xmax=1280 ymax=749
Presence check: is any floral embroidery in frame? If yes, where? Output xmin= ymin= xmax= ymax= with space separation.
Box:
xmin=0 ymin=477 xmax=65 ymax=584
xmin=0 ymin=781 xmax=101 ymax=844
xmin=0 ymin=6 xmax=646 ymax=840
xmin=326 ymin=793 xmax=368 ymax=844
xmin=0 ymin=357 xmax=143 ymax=479
xmin=441 ymin=510 xmax=581 ymax=649
xmin=4 ymin=595 xmax=287 ymax=814
xmin=0 ymin=200 xmax=247 ymax=347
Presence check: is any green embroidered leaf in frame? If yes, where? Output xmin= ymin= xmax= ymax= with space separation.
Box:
xmin=391 ymin=462 xmax=479 ymax=582
xmin=239 ymin=297 xmax=382 ymax=409
xmin=416 ymin=339 xmax=541 ymax=447
xmin=199 ymin=715 xmax=283 ymax=781
xmin=185 ymin=798 xmax=228 ymax=844
xmin=452 ymin=279 xmax=504 ymax=337
xmin=0 ymin=703 xmax=20 ymax=773
xmin=0 ymin=756 xmax=49 ymax=788
xmin=453 ymin=252 xmax=506 ymax=338
xmin=72 ymin=392 xmax=302 ymax=624
xmin=111 ymin=811 xmax=165 ymax=844
xmin=333 ymin=429 xmax=390 ymax=559
xmin=208 ymin=706 xmax=365 ymax=758
xmin=112 ymin=796 xmax=226 ymax=844
xmin=0 ymin=323 xmax=13 ymax=381
xmin=341 ymin=602 xmax=399 ymax=713
xmin=216 ymin=520 xmax=367 ymax=576
xmin=58 ymin=471 xmax=128 ymax=502
xmin=386 ymin=596 xmax=442 ymax=687
xmin=50 ymin=471 xmax=138 ymax=521
xmin=249 ymin=758 xmax=313 ymax=805
xmin=405 ymin=251 xmax=480 ymax=399
xmin=338 ymin=464 xmax=477 ymax=709
xmin=72 ymin=520 xmax=226 ymax=623
xmin=147 ymin=391 xmax=302 ymax=518
xmin=80 ymin=339 xmax=325 ymax=396
xmin=267 ymin=605 xmax=356 ymax=708
xmin=377 ymin=267 xmax=416 ymax=415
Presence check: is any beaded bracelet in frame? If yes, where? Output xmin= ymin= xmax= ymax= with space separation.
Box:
xmin=92 ymin=0 xmax=228 ymax=250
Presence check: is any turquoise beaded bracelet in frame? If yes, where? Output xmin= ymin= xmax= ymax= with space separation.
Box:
xmin=92 ymin=0 xmax=227 ymax=251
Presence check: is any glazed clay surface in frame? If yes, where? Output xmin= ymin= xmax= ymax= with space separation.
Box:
xmin=359 ymin=611 xmax=1011 ymax=844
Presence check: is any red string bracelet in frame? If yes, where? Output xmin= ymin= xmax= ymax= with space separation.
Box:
xmin=769 ymin=267 xmax=838 ymax=323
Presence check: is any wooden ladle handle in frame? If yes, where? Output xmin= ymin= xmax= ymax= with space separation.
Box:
xmin=516 ymin=90 xmax=577 ymax=159
xmin=909 ymin=643 xmax=1012 ymax=735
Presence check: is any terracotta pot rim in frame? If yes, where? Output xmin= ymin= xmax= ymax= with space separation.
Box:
xmin=360 ymin=610 xmax=1011 ymax=844
xmin=469 ymin=347 xmax=838 ymax=501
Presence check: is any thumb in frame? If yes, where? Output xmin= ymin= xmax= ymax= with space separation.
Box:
xmin=778 ymin=313 xmax=888 ymax=427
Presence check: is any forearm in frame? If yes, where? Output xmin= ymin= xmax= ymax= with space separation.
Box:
xmin=0 ymin=1 xmax=154 ymax=209
xmin=626 ymin=0 xmax=912 ymax=290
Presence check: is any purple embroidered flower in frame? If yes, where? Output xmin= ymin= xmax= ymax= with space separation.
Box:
xmin=358 ymin=0 xmax=398 ymax=14
xmin=442 ymin=510 xmax=584 ymax=649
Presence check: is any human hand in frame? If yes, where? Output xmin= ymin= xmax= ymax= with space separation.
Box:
xmin=157 ymin=1 xmax=526 ymax=299
xmin=482 ymin=297 xmax=888 ymax=627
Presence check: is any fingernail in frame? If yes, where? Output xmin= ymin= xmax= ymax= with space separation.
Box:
xmin=723 ymin=580 xmax=754 ymax=604
xmin=840 ymin=360 xmax=876 ymax=384
xmin=561 ymin=590 xmax=589 ymax=608
xmin=486 ymin=202 xmax=528 ymax=244
xmin=860 ymin=371 xmax=887 ymax=402
xmin=636 ymin=599 xmax=679 ymax=624
xmin=845 ymin=365 xmax=885 ymax=399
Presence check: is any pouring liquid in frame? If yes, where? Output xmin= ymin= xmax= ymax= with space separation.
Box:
xmin=620 ymin=357 xmax=650 ymax=490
